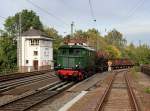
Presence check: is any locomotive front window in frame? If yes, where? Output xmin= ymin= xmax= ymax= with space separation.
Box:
xmin=68 ymin=49 xmax=81 ymax=55
xmin=59 ymin=49 xmax=67 ymax=55
xmin=62 ymin=50 xmax=67 ymax=55
xmin=69 ymin=49 xmax=74 ymax=55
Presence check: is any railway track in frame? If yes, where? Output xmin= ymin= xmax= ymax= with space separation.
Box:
xmin=0 ymin=73 xmax=57 ymax=93
xmin=95 ymin=70 xmax=141 ymax=111
xmin=0 ymin=81 xmax=74 ymax=111
xmin=0 ymin=70 xmax=51 ymax=82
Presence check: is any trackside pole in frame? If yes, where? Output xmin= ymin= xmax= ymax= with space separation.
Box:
xmin=108 ymin=60 xmax=112 ymax=71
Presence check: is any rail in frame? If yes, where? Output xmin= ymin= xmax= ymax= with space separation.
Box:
xmin=125 ymin=72 xmax=141 ymax=111
xmin=95 ymin=73 xmax=115 ymax=110
xmin=95 ymin=71 xmax=141 ymax=111
xmin=0 ymin=81 xmax=74 ymax=111
xmin=0 ymin=69 xmax=52 ymax=82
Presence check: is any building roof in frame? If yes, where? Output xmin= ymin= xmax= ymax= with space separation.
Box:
xmin=22 ymin=27 xmax=51 ymax=38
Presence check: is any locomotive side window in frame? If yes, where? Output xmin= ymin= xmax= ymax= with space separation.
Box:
xmin=74 ymin=49 xmax=80 ymax=55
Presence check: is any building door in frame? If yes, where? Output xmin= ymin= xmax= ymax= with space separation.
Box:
xmin=33 ymin=60 xmax=38 ymax=70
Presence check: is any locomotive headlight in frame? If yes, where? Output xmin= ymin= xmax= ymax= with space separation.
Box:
xmin=75 ymin=65 xmax=78 ymax=67
xmin=75 ymin=65 xmax=79 ymax=69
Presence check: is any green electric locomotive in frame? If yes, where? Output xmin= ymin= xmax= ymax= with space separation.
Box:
xmin=55 ymin=44 xmax=96 ymax=81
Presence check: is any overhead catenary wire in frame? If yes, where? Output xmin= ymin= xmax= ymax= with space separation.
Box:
xmin=88 ymin=0 xmax=98 ymax=30
xmin=115 ymin=0 xmax=145 ymax=29
xmin=88 ymin=0 xmax=96 ymax=21
xmin=126 ymin=0 xmax=145 ymax=18
xmin=0 ymin=15 xmax=6 ymax=20
xmin=26 ymin=0 xmax=69 ymax=26
xmin=88 ymin=0 xmax=99 ymax=51
xmin=59 ymin=0 xmax=73 ymax=11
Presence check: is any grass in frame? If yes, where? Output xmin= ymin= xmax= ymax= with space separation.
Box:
xmin=130 ymin=67 xmax=139 ymax=79
xmin=144 ymin=87 xmax=150 ymax=94
xmin=133 ymin=66 xmax=140 ymax=72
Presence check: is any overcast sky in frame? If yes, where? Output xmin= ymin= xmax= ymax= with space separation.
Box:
xmin=0 ymin=0 xmax=149 ymax=45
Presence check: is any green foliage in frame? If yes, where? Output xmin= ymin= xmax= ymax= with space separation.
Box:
xmin=4 ymin=9 xmax=43 ymax=37
xmin=105 ymin=45 xmax=121 ymax=59
xmin=44 ymin=27 xmax=63 ymax=60
xmin=105 ymin=29 xmax=127 ymax=49
xmin=135 ymin=44 xmax=150 ymax=65
xmin=0 ymin=9 xmax=43 ymax=72
xmin=70 ymin=28 xmax=107 ymax=50
xmin=86 ymin=28 xmax=107 ymax=50
xmin=0 ymin=37 xmax=17 ymax=71
xmin=125 ymin=44 xmax=150 ymax=65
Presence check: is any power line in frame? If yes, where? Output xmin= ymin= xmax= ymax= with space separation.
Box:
xmin=116 ymin=0 xmax=145 ymax=28
xmin=89 ymin=0 xmax=95 ymax=20
xmin=60 ymin=0 xmax=73 ymax=11
xmin=0 ymin=15 xmax=6 ymax=20
xmin=26 ymin=0 xmax=68 ymax=26
xmin=126 ymin=0 xmax=145 ymax=18
xmin=88 ymin=0 xmax=98 ymax=29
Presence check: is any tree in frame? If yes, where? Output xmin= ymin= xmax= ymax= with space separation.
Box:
xmin=125 ymin=43 xmax=150 ymax=65
xmin=0 ymin=9 xmax=43 ymax=72
xmin=135 ymin=44 xmax=150 ymax=65
xmin=105 ymin=45 xmax=121 ymax=59
xmin=71 ymin=28 xmax=108 ymax=50
xmin=0 ymin=36 xmax=17 ymax=71
xmin=4 ymin=9 xmax=43 ymax=38
xmin=105 ymin=29 xmax=127 ymax=49
xmin=44 ymin=27 xmax=63 ymax=60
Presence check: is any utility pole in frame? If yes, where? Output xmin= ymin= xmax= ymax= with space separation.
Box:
xmin=93 ymin=19 xmax=97 ymax=51
xmin=139 ymin=40 xmax=141 ymax=46
xmin=17 ymin=12 xmax=22 ymax=72
xmin=71 ymin=21 xmax=74 ymax=37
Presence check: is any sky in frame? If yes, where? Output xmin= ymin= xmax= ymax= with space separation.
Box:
xmin=0 ymin=0 xmax=149 ymax=46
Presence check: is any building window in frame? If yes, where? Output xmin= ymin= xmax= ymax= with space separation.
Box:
xmin=30 ymin=39 xmax=39 ymax=45
xmin=35 ymin=40 xmax=39 ymax=45
xmin=34 ymin=51 xmax=38 ymax=56
xmin=26 ymin=60 xmax=29 ymax=64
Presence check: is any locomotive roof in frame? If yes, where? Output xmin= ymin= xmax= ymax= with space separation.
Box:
xmin=59 ymin=45 xmax=95 ymax=51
